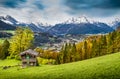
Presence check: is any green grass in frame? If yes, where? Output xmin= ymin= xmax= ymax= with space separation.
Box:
xmin=0 ymin=59 xmax=20 ymax=66
xmin=0 ymin=38 xmax=5 ymax=44
xmin=0 ymin=38 xmax=10 ymax=44
xmin=0 ymin=30 xmax=15 ymax=35
xmin=0 ymin=53 xmax=120 ymax=79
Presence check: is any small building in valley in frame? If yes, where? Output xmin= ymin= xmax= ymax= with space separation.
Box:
xmin=20 ymin=49 xmax=39 ymax=67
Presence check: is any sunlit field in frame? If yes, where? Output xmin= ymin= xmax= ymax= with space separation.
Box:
xmin=0 ymin=52 xmax=120 ymax=79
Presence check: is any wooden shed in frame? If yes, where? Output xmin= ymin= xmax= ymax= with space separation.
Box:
xmin=20 ymin=49 xmax=38 ymax=67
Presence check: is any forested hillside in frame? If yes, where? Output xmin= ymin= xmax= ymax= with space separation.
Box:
xmin=55 ymin=26 xmax=120 ymax=64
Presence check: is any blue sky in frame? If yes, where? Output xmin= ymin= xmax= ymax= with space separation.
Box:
xmin=0 ymin=0 xmax=120 ymax=25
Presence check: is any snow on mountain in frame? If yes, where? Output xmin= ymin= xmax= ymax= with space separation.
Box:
xmin=0 ymin=15 xmax=115 ymax=35
xmin=48 ymin=16 xmax=114 ymax=35
xmin=0 ymin=15 xmax=18 ymax=25
xmin=0 ymin=15 xmax=49 ymax=32
xmin=109 ymin=18 xmax=120 ymax=29
xmin=5 ymin=15 xmax=18 ymax=23
xmin=0 ymin=20 xmax=14 ymax=25
xmin=0 ymin=20 xmax=16 ymax=30
xmin=64 ymin=16 xmax=93 ymax=24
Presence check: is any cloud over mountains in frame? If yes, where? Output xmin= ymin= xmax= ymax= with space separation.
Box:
xmin=0 ymin=0 xmax=120 ymax=25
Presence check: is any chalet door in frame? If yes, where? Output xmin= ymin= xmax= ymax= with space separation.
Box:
xmin=26 ymin=55 xmax=30 ymax=65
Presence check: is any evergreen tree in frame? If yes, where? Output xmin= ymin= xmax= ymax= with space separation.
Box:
xmin=108 ymin=31 xmax=117 ymax=53
xmin=55 ymin=54 xmax=61 ymax=64
xmin=91 ymin=39 xmax=97 ymax=57
xmin=0 ymin=39 xmax=10 ymax=59
xmin=100 ymin=35 xmax=107 ymax=55
xmin=59 ymin=45 xmax=64 ymax=64
xmin=56 ymin=29 xmax=120 ymax=64
xmin=71 ymin=43 xmax=76 ymax=62
xmin=0 ymin=45 xmax=4 ymax=59
xmin=63 ymin=43 xmax=68 ymax=63
xmin=83 ymin=40 xmax=88 ymax=59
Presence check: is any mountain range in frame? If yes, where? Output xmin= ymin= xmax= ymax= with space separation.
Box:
xmin=0 ymin=15 xmax=120 ymax=35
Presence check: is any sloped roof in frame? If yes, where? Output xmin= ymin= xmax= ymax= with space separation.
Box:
xmin=20 ymin=49 xmax=38 ymax=56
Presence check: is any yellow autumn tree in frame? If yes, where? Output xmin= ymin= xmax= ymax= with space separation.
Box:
xmin=9 ymin=27 xmax=34 ymax=59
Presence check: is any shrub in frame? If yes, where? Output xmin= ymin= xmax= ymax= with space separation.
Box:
xmin=37 ymin=57 xmax=56 ymax=65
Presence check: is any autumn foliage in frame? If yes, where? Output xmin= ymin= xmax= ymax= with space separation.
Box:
xmin=56 ymin=29 xmax=120 ymax=64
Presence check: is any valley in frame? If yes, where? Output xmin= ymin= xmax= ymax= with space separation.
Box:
xmin=0 ymin=15 xmax=120 ymax=79
xmin=0 ymin=0 xmax=120 ymax=79
xmin=0 ymin=15 xmax=118 ymax=51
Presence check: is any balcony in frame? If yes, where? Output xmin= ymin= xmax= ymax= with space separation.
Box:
xmin=22 ymin=58 xmax=36 ymax=62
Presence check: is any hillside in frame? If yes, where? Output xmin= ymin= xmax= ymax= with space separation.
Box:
xmin=0 ymin=20 xmax=16 ymax=30
xmin=0 ymin=52 xmax=120 ymax=79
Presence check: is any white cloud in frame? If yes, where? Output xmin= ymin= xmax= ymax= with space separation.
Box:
xmin=0 ymin=0 xmax=73 ymax=25
xmin=0 ymin=0 xmax=120 ymax=25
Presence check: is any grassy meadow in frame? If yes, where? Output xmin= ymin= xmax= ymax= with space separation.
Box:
xmin=0 ymin=52 xmax=120 ymax=79
xmin=0 ymin=30 xmax=15 ymax=35
xmin=0 ymin=38 xmax=5 ymax=44
xmin=0 ymin=59 xmax=20 ymax=67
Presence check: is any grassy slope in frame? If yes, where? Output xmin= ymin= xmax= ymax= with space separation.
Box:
xmin=0 ymin=30 xmax=15 ymax=34
xmin=0 ymin=59 xmax=20 ymax=66
xmin=0 ymin=53 xmax=120 ymax=79
xmin=0 ymin=39 xmax=4 ymax=44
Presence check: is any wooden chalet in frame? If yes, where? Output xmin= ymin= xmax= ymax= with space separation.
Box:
xmin=20 ymin=49 xmax=38 ymax=67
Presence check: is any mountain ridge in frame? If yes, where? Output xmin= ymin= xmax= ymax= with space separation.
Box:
xmin=0 ymin=15 xmax=118 ymax=35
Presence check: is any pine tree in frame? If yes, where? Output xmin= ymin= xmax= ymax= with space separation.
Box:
xmin=76 ymin=42 xmax=83 ymax=60
xmin=59 ymin=45 xmax=64 ymax=64
xmin=56 ymin=55 xmax=61 ymax=64
xmin=91 ymin=39 xmax=97 ymax=57
xmin=0 ymin=39 xmax=10 ymax=59
xmin=0 ymin=45 xmax=4 ymax=59
xmin=99 ymin=35 xmax=107 ymax=55
xmin=83 ymin=40 xmax=88 ymax=59
xmin=63 ymin=43 xmax=69 ymax=63
xmin=108 ymin=31 xmax=117 ymax=53
xmin=71 ymin=43 xmax=76 ymax=62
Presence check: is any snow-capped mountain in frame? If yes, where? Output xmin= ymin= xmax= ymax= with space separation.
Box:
xmin=0 ymin=15 xmax=18 ymax=25
xmin=0 ymin=15 xmax=50 ymax=32
xmin=64 ymin=16 xmax=93 ymax=24
xmin=0 ymin=15 xmax=115 ymax=35
xmin=110 ymin=18 xmax=120 ymax=29
xmin=48 ymin=16 xmax=114 ymax=35
xmin=0 ymin=20 xmax=16 ymax=30
xmin=48 ymin=23 xmax=113 ymax=35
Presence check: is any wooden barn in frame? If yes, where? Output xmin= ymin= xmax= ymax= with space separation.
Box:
xmin=20 ymin=49 xmax=39 ymax=67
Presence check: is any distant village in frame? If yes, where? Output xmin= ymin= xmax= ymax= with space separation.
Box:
xmin=34 ymin=32 xmax=89 ymax=52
